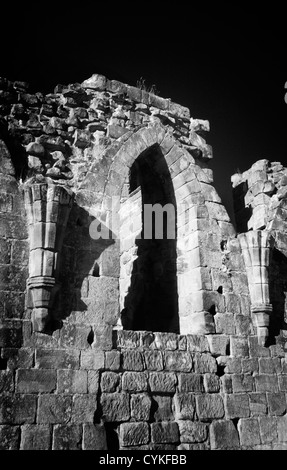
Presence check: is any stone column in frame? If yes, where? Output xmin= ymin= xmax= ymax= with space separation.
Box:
xmin=238 ymin=230 xmax=274 ymax=346
xmin=24 ymin=183 xmax=73 ymax=332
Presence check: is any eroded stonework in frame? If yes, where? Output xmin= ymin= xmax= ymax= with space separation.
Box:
xmin=0 ymin=74 xmax=287 ymax=450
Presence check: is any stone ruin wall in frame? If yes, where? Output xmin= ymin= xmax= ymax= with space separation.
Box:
xmin=0 ymin=74 xmax=287 ymax=450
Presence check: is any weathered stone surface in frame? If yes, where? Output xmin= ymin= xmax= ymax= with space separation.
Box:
xmin=144 ymin=351 xmax=163 ymax=371
xmin=0 ymin=394 xmax=37 ymax=424
xmin=193 ymin=353 xmax=217 ymax=373
xmin=255 ymin=375 xmax=279 ymax=393
xmin=178 ymin=420 xmax=208 ymax=444
xmin=52 ymin=424 xmax=82 ymax=450
xmin=119 ymin=422 xmax=149 ymax=447
xmin=259 ymin=358 xmax=282 ymax=374
xmin=186 ymin=335 xmax=209 ymax=352
xmin=266 ymin=392 xmax=286 ymax=416
xmin=152 ymin=395 xmax=173 ymax=422
xmin=105 ymin=350 xmax=121 ymax=371
xmin=258 ymin=416 xmax=278 ymax=444
xmin=203 ymin=373 xmax=220 ymax=393
xmin=249 ymin=393 xmax=268 ymax=416
xmin=196 ymin=394 xmax=224 ymax=420
xmin=122 ymin=372 xmax=148 ymax=392
xmin=151 ymin=422 xmax=179 ymax=444
xmin=149 ymin=372 xmax=177 ymax=393
xmin=101 ymin=393 xmax=130 ymax=422
xmin=224 ymin=394 xmax=250 ymax=419
xmin=131 ymin=393 xmax=152 ymax=421
xmin=150 ymin=332 xmax=178 ymax=350
xmin=16 ymin=369 xmax=56 ymax=393
xmin=206 ymin=335 xmax=229 ymax=356
xmin=164 ymin=351 xmax=192 ymax=372
xmin=178 ymin=373 xmax=204 ymax=392
xmin=0 ymin=371 xmax=14 ymax=393
xmin=88 ymin=370 xmax=100 ymax=393
xmin=210 ymin=420 xmax=240 ymax=450
xmin=72 ymin=394 xmax=97 ymax=423
xmin=238 ymin=418 xmax=261 ymax=446
xmin=37 ymin=395 xmax=72 ymax=424
xmin=277 ymin=415 xmax=287 ymax=442
xmin=80 ymin=350 xmax=105 ymax=369
xmin=122 ymin=350 xmax=144 ymax=371
xmin=101 ymin=371 xmax=120 ymax=393
xmin=57 ymin=369 xmax=87 ymax=394
xmin=0 ymin=424 xmax=20 ymax=449
xmin=174 ymin=393 xmax=195 ymax=420
xmin=231 ymin=374 xmax=254 ymax=393
xmin=20 ymin=424 xmax=51 ymax=450
xmin=82 ymin=423 xmax=107 ymax=450
xmin=35 ymin=349 xmax=80 ymax=369
xmin=230 ymin=336 xmax=249 ymax=357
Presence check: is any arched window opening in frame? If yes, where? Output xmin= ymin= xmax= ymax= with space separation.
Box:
xmin=120 ymin=145 xmax=179 ymax=333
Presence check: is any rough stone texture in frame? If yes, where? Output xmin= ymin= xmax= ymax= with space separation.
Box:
xmin=210 ymin=420 xmax=240 ymax=450
xmin=0 ymin=74 xmax=287 ymax=451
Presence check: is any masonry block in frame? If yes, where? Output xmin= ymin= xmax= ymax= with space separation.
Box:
xmin=121 ymin=350 xmax=144 ymax=371
xmin=255 ymin=375 xmax=279 ymax=392
xmin=20 ymin=424 xmax=51 ymax=450
xmin=0 ymin=370 xmax=14 ymax=393
xmin=267 ymin=392 xmax=287 ymax=416
xmin=37 ymin=395 xmax=72 ymax=424
xmin=149 ymin=372 xmax=177 ymax=393
xmin=259 ymin=420 xmax=276 ymax=449
xmin=196 ymin=394 xmax=224 ymax=420
xmin=16 ymin=369 xmax=56 ymax=393
xmin=100 ymin=371 xmax=120 ymax=393
xmin=0 ymin=394 xmax=37 ymax=424
xmin=0 ymin=425 xmax=20 ymax=450
xmin=178 ymin=420 xmax=208 ymax=444
xmin=88 ymin=370 xmax=100 ymax=393
xmin=144 ymin=351 xmax=163 ymax=371
xmin=248 ymin=336 xmax=270 ymax=358
xmin=224 ymin=393 xmax=250 ymax=419
xmin=82 ymin=423 xmax=107 ymax=450
xmin=173 ymin=393 xmax=195 ymax=420
xmin=186 ymin=335 xmax=209 ymax=352
xmin=101 ymin=393 xmax=130 ymax=422
xmin=131 ymin=393 xmax=152 ymax=421
xmin=122 ymin=372 xmax=148 ymax=392
xmin=119 ymin=422 xmax=149 ymax=447
xmin=178 ymin=373 xmax=204 ymax=393
xmin=0 ymin=321 xmax=23 ymax=348
xmin=231 ymin=374 xmax=254 ymax=393
xmin=238 ymin=418 xmax=261 ymax=446
xmin=259 ymin=358 xmax=282 ymax=374
xmin=150 ymin=332 xmax=178 ymax=350
xmin=105 ymin=350 xmax=121 ymax=371
xmin=164 ymin=351 xmax=192 ymax=372
xmin=52 ymin=424 xmax=82 ymax=450
xmin=114 ymin=330 xmax=140 ymax=349
xmin=72 ymin=394 xmax=97 ymax=423
xmin=193 ymin=353 xmax=217 ymax=373
xmin=278 ymin=375 xmax=287 ymax=391
xmin=152 ymin=396 xmax=173 ymax=422
xmin=151 ymin=422 xmax=179 ymax=444
xmin=230 ymin=336 xmax=249 ymax=357
xmin=35 ymin=348 xmax=80 ymax=369
xmin=277 ymin=415 xmax=287 ymax=442
xmin=57 ymin=369 xmax=88 ymax=394
xmin=203 ymin=373 xmax=220 ymax=393
xmin=249 ymin=393 xmax=267 ymax=416
xmin=80 ymin=350 xmax=105 ymax=369
xmin=206 ymin=335 xmax=230 ymax=356
xmin=210 ymin=420 xmax=240 ymax=450
xmin=220 ymin=375 xmax=233 ymax=394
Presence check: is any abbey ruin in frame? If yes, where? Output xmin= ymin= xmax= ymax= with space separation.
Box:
xmin=0 ymin=73 xmax=286 ymax=450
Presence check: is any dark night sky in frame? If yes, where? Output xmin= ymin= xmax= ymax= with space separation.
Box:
xmin=1 ymin=7 xmax=286 ymax=221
